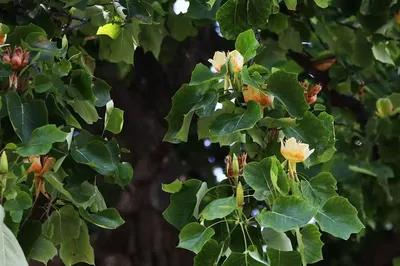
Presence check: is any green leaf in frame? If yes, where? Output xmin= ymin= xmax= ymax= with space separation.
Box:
xmin=7 ymin=23 xmax=45 ymax=46
xmin=86 ymin=5 xmax=110 ymax=26
xmin=69 ymin=100 xmax=100 ymax=124
xmin=0 ymin=62 xmax=12 ymax=77
xmin=162 ymin=179 xmax=183 ymax=193
xmin=210 ymin=101 xmax=262 ymax=136
xmin=267 ymin=71 xmax=309 ymax=119
xmin=235 ymin=29 xmax=260 ymax=62
xmin=194 ymin=240 xmax=221 ymax=266
xmin=222 ymin=252 xmax=265 ymax=266
xmin=0 ymin=205 xmax=29 ymax=266
xmin=71 ymin=140 xmax=117 ymax=175
xmin=190 ymin=63 xmax=225 ymax=86
xmin=69 ymin=69 xmax=94 ymax=101
xmin=93 ymin=78 xmax=111 ymax=107
xmin=97 ymin=23 xmax=121 ymax=39
xmin=279 ymin=27 xmax=302 ymax=52
xmin=6 ymin=91 xmax=48 ymax=143
xmin=164 ymin=84 xmax=217 ymax=143
xmin=3 ymin=191 xmax=32 ymax=212
xmin=301 ymin=172 xmax=338 ymax=207
xmin=314 ymin=0 xmax=328 ymax=8
xmin=33 ymin=73 xmax=53 ymax=93
xmin=216 ymin=0 xmax=249 ymax=40
xmin=262 ymin=228 xmax=293 ymax=251
xmin=59 ymin=221 xmax=94 ymax=266
xmin=247 ymin=0 xmax=272 ymax=29
xmin=17 ymin=220 xmax=42 ymax=259
xmin=284 ymin=0 xmax=297 ymax=10
xmin=372 ymin=43 xmax=395 ymax=65
xmin=53 ymin=59 xmax=72 ymax=77
xmin=267 ymin=248 xmax=302 ymax=266
xmin=283 ymin=111 xmax=336 ymax=167
xmin=139 ymin=23 xmax=166 ymax=59
xmin=268 ymin=13 xmax=289 ymax=34
xmin=163 ymin=179 xmax=206 ymax=230
xmin=113 ymin=162 xmax=134 ymax=188
xmin=43 ymin=205 xmax=81 ymax=246
xmin=30 ymin=236 xmax=57 ymax=264
xmin=104 ymin=100 xmax=124 ymax=134
xmin=256 ymin=196 xmax=317 ymax=232
xmin=196 ymin=0 xmax=216 ymax=10
xmin=178 ymin=222 xmax=215 ymax=254
xmin=78 ymin=207 xmax=124 ymax=229
xmin=297 ymin=224 xmax=324 ymax=265
xmin=243 ymin=157 xmax=289 ymax=200
xmin=99 ymin=22 xmax=139 ymax=64
xmin=258 ymin=117 xmax=297 ymax=128
xmin=23 ymin=32 xmax=65 ymax=57
xmin=168 ymin=15 xmax=197 ymax=41
xmin=16 ymin=125 xmax=69 ymax=157
xmin=201 ymin=196 xmax=236 ymax=220
xmin=315 ymin=196 xmax=364 ymax=240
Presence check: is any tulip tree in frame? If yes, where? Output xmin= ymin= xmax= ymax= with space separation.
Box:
xmin=0 ymin=0 xmax=398 ymax=265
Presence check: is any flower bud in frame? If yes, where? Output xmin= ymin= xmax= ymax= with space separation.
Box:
xmin=208 ymin=51 xmax=227 ymax=72
xmin=376 ymin=98 xmax=393 ymax=118
xmin=226 ymin=153 xmax=247 ymax=178
xmin=0 ymin=151 xmax=8 ymax=174
xmin=228 ymin=50 xmax=244 ymax=72
xmin=236 ymin=182 xmax=244 ymax=208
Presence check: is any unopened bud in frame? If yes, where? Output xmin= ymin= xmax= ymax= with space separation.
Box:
xmin=236 ymin=182 xmax=244 ymax=208
xmin=232 ymin=154 xmax=240 ymax=176
xmin=226 ymin=153 xmax=247 ymax=178
xmin=376 ymin=98 xmax=393 ymax=118
xmin=0 ymin=151 xmax=8 ymax=174
xmin=228 ymin=50 xmax=244 ymax=73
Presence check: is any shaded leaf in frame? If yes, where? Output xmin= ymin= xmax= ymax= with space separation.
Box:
xmin=178 ymin=222 xmax=215 ymax=254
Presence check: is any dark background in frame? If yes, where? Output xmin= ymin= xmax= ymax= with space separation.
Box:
xmin=30 ymin=26 xmax=400 ymax=266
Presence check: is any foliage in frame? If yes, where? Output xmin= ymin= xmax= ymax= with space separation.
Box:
xmin=161 ymin=0 xmax=400 ymax=266
xmin=2 ymin=0 xmax=400 ymax=265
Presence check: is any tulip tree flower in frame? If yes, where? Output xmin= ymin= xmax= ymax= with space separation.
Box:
xmin=280 ymin=137 xmax=314 ymax=181
xmin=208 ymin=51 xmax=227 ymax=72
xmin=25 ymin=155 xmax=56 ymax=201
xmin=227 ymin=50 xmax=244 ymax=72
xmin=243 ymin=85 xmax=274 ymax=109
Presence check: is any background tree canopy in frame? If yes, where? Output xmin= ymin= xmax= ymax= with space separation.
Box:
xmin=0 ymin=0 xmax=400 ymax=265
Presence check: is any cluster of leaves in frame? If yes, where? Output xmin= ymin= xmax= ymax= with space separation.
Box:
xmin=162 ymin=0 xmax=400 ymax=265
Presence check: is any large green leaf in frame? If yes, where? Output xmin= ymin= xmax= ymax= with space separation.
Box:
xmin=162 ymin=179 xmax=183 ymax=194
xmin=78 ymin=207 xmax=125 ymax=229
xmin=243 ymin=156 xmax=289 ymax=200
xmin=247 ymin=0 xmax=272 ymax=29
xmin=194 ymin=239 xmax=221 ymax=266
xmin=71 ymin=140 xmax=117 ymax=175
xmin=283 ymin=111 xmax=336 ymax=167
xmin=297 ymin=224 xmax=324 ymax=265
xmin=16 ymin=125 xmax=69 ymax=157
xmin=69 ymin=100 xmax=100 ymax=125
xmin=164 ymin=84 xmax=217 ymax=143
xmin=190 ymin=63 xmax=225 ymax=86
xmin=258 ymin=117 xmax=297 ymax=128
xmin=314 ymin=0 xmax=328 ymax=8
xmin=262 ymin=228 xmax=293 ymax=251
xmin=178 ymin=222 xmax=215 ymax=254
xmin=267 ymin=248 xmax=302 ymax=266
xmin=3 ymin=191 xmax=32 ymax=213
xmin=99 ymin=22 xmax=139 ymax=64
xmin=113 ymin=162 xmax=134 ymax=188
xmin=300 ymin=172 xmax=338 ymax=207
xmin=284 ymin=0 xmax=297 ymax=10
xmin=201 ymin=196 xmax=236 ymax=220
xmin=210 ymin=101 xmax=262 ymax=136
xmin=139 ymin=23 xmax=166 ymax=58
xmin=43 ymin=205 xmax=81 ymax=246
xmin=7 ymin=24 xmax=45 ymax=46
xmin=279 ymin=27 xmax=302 ymax=53
xmin=6 ymin=92 xmax=48 ymax=143
xmin=163 ymin=179 xmax=206 ymax=230
xmin=59 ymin=221 xmax=95 ymax=266
xmin=30 ymin=236 xmax=57 ymax=264
xmin=267 ymin=71 xmax=309 ymax=119
xmin=0 ymin=206 xmax=29 ymax=266
xmin=216 ymin=0 xmax=249 ymax=40
xmin=315 ymin=196 xmax=364 ymax=240
xmin=256 ymin=196 xmax=317 ymax=232
xmin=69 ymin=69 xmax=94 ymax=101
xmin=235 ymin=29 xmax=260 ymax=62
xmin=93 ymin=78 xmax=111 ymax=107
